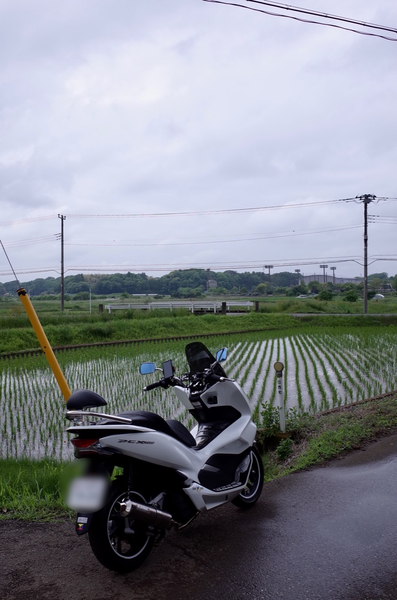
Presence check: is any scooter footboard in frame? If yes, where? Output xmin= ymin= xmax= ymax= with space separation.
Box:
xmin=183 ymin=481 xmax=244 ymax=512
xmin=183 ymin=447 xmax=253 ymax=512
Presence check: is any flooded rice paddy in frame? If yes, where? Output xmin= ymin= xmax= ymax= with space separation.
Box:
xmin=1 ymin=329 xmax=396 ymax=460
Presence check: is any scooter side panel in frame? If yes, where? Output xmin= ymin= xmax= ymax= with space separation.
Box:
xmin=197 ymin=416 xmax=257 ymax=459
xmin=173 ymin=386 xmax=194 ymax=410
xmin=99 ymin=430 xmax=202 ymax=475
xmin=200 ymin=380 xmax=252 ymax=417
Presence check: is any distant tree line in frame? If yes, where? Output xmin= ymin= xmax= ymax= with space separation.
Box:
xmin=0 ymin=269 xmax=396 ymax=299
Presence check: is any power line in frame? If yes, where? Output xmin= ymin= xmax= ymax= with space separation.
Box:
xmin=67 ymin=197 xmax=355 ymax=219
xmin=368 ymin=215 xmax=397 ymax=224
xmin=0 ymin=267 xmax=60 ymax=277
xmin=203 ymin=0 xmax=397 ymax=41
xmin=0 ymin=216 xmax=56 ymax=226
xmin=1 ymin=254 xmax=387 ymax=278
xmin=246 ymin=1 xmax=397 ymax=35
xmin=1 ymin=234 xmax=60 ymax=248
xmin=65 ymin=224 xmax=362 ymax=248
xmin=2 ymin=197 xmax=395 ymax=226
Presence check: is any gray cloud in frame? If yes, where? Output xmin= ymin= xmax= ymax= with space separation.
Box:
xmin=1 ymin=0 xmax=397 ymax=281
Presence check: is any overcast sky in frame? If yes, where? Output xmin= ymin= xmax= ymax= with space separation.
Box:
xmin=1 ymin=0 xmax=397 ymax=284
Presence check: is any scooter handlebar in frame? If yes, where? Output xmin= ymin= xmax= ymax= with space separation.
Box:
xmin=205 ymin=373 xmax=225 ymax=383
xmin=144 ymin=377 xmax=181 ymax=392
xmin=144 ymin=380 xmax=165 ymax=392
xmin=144 ymin=373 xmax=224 ymax=393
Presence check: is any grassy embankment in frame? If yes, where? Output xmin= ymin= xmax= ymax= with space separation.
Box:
xmin=257 ymin=294 xmax=397 ymax=315
xmin=2 ymin=304 xmax=397 ymax=354
xmin=1 ymin=394 xmax=397 ymax=521
xmin=258 ymin=393 xmax=397 ymax=480
xmin=0 ymin=310 xmax=292 ymax=353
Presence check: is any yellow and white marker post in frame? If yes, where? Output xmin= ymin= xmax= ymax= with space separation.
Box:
xmin=17 ymin=288 xmax=71 ymax=402
xmin=274 ymin=361 xmax=285 ymax=433
xmin=0 ymin=239 xmax=71 ymax=401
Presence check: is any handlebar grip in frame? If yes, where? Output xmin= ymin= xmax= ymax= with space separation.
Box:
xmin=144 ymin=381 xmax=163 ymax=391
xmin=208 ymin=373 xmax=224 ymax=382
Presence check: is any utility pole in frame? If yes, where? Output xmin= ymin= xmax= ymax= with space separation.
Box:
xmin=264 ymin=265 xmax=273 ymax=285
xmin=58 ymin=214 xmax=66 ymax=311
xmin=319 ymin=264 xmax=328 ymax=284
xmin=356 ymin=194 xmax=376 ymax=314
xmin=330 ymin=266 xmax=336 ymax=285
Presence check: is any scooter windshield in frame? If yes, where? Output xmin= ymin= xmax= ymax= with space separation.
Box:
xmin=185 ymin=342 xmax=227 ymax=377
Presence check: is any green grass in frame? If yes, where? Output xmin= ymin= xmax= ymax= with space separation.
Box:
xmin=0 ymin=312 xmax=299 ymax=354
xmin=0 ymin=459 xmax=70 ymax=521
xmin=2 ymin=307 xmax=397 ymax=355
xmin=258 ymin=294 xmax=397 ymax=315
xmin=2 ymin=291 xmax=397 ymax=355
xmin=260 ymin=394 xmax=397 ymax=480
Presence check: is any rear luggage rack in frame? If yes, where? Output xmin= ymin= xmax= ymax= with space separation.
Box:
xmin=66 ymin=411 xmax=132 ymax=423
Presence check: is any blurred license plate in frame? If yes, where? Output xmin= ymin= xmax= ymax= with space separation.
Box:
xmin=67 ymin=476 xmax=109 ymax=512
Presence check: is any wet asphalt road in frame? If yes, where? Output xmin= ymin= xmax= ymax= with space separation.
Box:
xmin=2 ymin=435 xmax=397 ymax=600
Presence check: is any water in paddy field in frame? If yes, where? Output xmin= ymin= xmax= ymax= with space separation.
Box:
xmin=0 ymin=350 xmax=191 ymax=461
xmin=1 ymin=332 xmax=397 ymax=460
xmin=233 ymin=333 xmax=397 ymax=416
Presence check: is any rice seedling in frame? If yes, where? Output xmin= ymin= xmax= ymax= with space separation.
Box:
xmin=1 ymin=328 xmax=397 ymax=459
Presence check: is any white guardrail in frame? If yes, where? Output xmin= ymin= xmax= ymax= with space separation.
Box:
xmin=104 ymin=301 xmax=254 ymax=314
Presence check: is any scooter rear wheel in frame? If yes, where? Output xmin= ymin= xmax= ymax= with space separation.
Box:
xmin=88 ymin=484 xmax=155 ymax=572
xmin=232 ymin=446 xmax=264 ymax=508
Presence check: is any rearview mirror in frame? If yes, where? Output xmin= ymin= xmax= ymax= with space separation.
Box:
xmin=140 ymin=362 xmax=156 ymax=375
xmin=216 ymin=348 xmax=227 ymax=363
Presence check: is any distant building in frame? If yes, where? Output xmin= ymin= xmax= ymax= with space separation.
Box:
xmin=208 ymin=280 xmax=218 ymax=289
xmin=301 ymin=275 xmax=363 ymax=285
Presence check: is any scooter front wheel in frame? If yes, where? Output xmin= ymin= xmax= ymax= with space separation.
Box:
xmin=88 ymin=484 xmax=155 ymax=572
xmin=232 ymin=446 xmax=264 ymax=508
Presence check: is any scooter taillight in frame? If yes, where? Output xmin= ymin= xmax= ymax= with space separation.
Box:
xmin=71 ymin=438 xmax=99 ymax=448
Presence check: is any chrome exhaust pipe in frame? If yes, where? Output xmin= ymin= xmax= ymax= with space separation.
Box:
xmin=118 ymin=499 xmax=177 ymax=529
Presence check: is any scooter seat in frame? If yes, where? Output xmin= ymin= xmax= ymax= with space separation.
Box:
xmin=117 ymin=411 xmax=196 ymax=448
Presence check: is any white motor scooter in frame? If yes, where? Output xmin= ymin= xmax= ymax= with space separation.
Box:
xmin=65 ymin=341 xmax=264 ymax=572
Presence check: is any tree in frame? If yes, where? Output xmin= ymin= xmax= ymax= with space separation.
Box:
xmin=272 ymin=271 xmax=294 ymax=287
xmin=291 ymin=284 xmax=308 ymax=296
xmin=253 ymin=283 xmax=269 ymax=296
xmin=65 ymin=275 xmax=90 ymax=294
xmin=73 ymin=291 xmax=90 ymax=300
xmin=308 ymin=281 xmax=321 ymax=294
xmin=340 ymin=282 xmax=356 ymax=293
xmin=368 ymin=277 xmax=384 ymax=291
xmin=274 ymin=286 xmax=288 ymax=295
xmin=94 ymin=278 xmax=122 ymax=294
xmin=343 ymin=290 xmax=358 ymax=302
xmin=318 ymin=290 xmax=333 ymax=301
